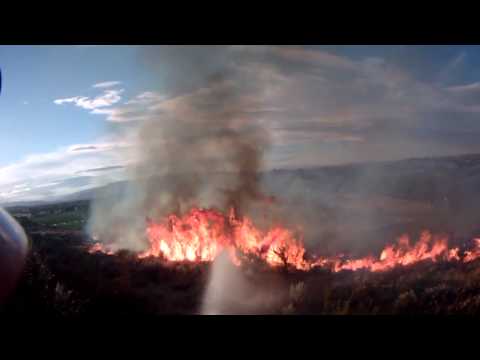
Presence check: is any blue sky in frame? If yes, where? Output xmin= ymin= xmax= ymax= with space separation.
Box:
xmin=1 ymin=45 xmax=480 ymax=203
xmin=0 ymin=46 xmax=148 ymax=165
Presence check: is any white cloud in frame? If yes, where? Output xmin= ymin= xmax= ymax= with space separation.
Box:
xmin=438 ymin=51 xmax=468 ymax=85
xmin=446 ymin=82 xmax=480 ymax=93
xmin=125 ymin=91 xmax=165 ymax=105
xmin=93 ymin=81 xmax=122 ymax=89
xmin=231 ymin=45 xmax=357 ymax=70
xmin=91 ymin=91 xmax=166 ymax=122
xmin=0 ymin=139 xmax=134 ymax=203
xmin=448 ymin=51 xmax=467 ymax=70
xmin=54 ymin=89 xmax=124 ymax=111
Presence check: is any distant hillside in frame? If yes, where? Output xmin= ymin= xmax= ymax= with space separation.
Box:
xmin=5 ymin=153 xmax=480 ymax=254
xmin=52 ymin=152 xmax=480 ymax=203
xmin=260 ymin=153 xmax=480 ymax=252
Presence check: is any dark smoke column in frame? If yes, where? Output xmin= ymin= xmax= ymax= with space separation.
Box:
xmin=0 ymin=208 xmax=28 ymax=303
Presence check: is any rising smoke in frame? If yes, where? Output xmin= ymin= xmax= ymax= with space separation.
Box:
xmin=87 ymin=46 xmax=281 ymax=314
xmin=88 ymin=46 xmax=273 ymax=249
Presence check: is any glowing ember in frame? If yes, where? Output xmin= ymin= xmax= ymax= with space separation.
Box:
xmin=89 ymin=207 xmax=480 ymax=272
xmin=89 ymin=242 xmax=114 ymax=255
xmin=463 ymin=239 xmax=480 ymax=263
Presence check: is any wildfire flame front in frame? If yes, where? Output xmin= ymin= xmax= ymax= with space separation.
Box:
xmin=89 ymin=207 xmax=480 ymax=272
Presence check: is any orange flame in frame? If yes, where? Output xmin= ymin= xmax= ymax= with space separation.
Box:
xmin=463 ymin=239 xmax=480 ymax=263
xmin=88 ymin=207 xmax=480 ymax=272
xmin=89 ymin=242 xmax=114 ymax=255
xmin=330 ymin=231 xmax=460 ymax=272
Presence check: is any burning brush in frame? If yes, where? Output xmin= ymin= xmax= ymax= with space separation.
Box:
xmin=88 ymin=206 xmax=480 ymax=273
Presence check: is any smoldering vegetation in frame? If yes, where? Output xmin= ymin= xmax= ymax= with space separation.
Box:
xmin=4 ymin=223 xmax=480 ymax=317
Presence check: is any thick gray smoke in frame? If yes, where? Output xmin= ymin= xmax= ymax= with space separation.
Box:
xmin=87 ymin=46 xmax=271 ymax=251
xmin=133 ymin=113 xmax=270 ymax=219
xmin=86 ymin=46 xmax=280 ymax=315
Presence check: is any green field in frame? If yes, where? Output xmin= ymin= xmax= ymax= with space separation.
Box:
xmin=8 ymin=200 xmax=90 ymax=231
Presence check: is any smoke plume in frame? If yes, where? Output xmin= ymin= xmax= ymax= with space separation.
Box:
xmin=87 ymin=45 xmax=270 ymax=250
